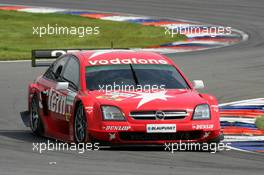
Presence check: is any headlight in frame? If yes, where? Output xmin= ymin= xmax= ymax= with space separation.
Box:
xmin=101 ymin=106 xmax=125 ymax=121
xmin=192 ymin=104 xmax=210 ymax=120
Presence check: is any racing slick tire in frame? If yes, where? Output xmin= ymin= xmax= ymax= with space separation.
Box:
xmin=206 ymin=134 xmax=225 ymax=153
xmin=30 ymin=95 xmax=44 ymax=136
xmin=74 ymin=103 xmax=87 ymax=143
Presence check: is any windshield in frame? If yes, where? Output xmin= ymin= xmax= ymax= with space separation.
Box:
xmin=86 ymin=64 xmax=190 ymax=91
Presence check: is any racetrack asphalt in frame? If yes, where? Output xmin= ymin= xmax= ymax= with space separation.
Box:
xmin=0 ymin=0 xmax=264 ymax=175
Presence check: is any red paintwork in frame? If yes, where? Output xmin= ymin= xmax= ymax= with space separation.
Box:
xmin=28 ymin=50 xmax=221 ymax=144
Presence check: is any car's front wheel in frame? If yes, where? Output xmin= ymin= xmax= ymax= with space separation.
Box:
xmin=74 ymin=104 xmax=87 ymax=143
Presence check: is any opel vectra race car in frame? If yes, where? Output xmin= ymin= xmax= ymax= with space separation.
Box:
xmin=25 ymin=49 xmax=222 ymax=145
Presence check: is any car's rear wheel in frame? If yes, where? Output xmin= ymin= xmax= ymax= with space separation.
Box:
xmin=30 ymin=95 xmax=43 ymax=135
xmin=74 ymin=104 xmax=87 ymax=143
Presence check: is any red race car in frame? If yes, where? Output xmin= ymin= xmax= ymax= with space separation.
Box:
xmin=24 ymin=49 xmax=222 ymax=145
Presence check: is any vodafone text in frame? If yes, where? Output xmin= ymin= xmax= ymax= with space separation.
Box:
xmin=88 ymin=58 xmax=168 ymax=65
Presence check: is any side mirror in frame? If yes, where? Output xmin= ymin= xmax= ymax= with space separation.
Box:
xmin=55 ymin=82 xmax=69 ymax=90
xmin=193 ymin=80 xmax=205 ymax=89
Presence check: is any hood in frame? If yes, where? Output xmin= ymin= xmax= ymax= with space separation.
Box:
xmin=89 ymin=89 xmax=207 ymax=111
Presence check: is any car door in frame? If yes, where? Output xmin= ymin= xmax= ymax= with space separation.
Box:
xmin=55 ymin=56 xmax=80 ymax=131
xmin=39 ymin=55 xmax=70 ymax=136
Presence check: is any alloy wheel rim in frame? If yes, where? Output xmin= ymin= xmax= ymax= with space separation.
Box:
xmin=75 ymin=106 xmax=86 ymax=142
xmin=31 ymin=99 xmax=39 ymax=131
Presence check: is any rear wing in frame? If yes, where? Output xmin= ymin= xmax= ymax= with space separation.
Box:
xmin=31 ymin=49 xmax=83 ymax=67
xmin=31 ymin=48 xmax=129 ymax=67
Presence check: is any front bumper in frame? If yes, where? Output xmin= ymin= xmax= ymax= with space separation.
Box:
xmin=88 ymin=121 xmax=222 ymax=144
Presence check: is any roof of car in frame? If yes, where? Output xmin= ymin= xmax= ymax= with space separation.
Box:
xmin=75 ymin=50 xmax=173 ymax=66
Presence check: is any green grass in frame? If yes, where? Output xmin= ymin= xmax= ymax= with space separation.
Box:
xmin=256 ymin=115 xmax=264 ymax=130
xmin=0 ymin=10 xmax=186 ymax=60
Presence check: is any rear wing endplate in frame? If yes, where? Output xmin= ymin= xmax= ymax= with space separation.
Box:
xmin=31 ymin=49 xmax=82 ymax=67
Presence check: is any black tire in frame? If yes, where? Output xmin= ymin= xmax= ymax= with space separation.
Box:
xmin=74 ymin=104 xmax=87 ymax=143
xmin=30 ymin=95 xmax=44 ymax=136
xmin=206 ymin=134 xmax=224 ymax=153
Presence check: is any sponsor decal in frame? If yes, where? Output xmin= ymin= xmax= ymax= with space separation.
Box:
xmin=66 ymin=91 xmax=77 ymax=105
xmin=85 ymin=106 xmax=93 ymax=113
xmin=96 ymin=95 xmax=124 ymax=101
xmin=46 ymin=88 xmax=66 ymax=115
xmin=102 ymin=125 xmax=131 ymax=131
xmin=202 ymin=131 xmax=211 ymax=138
xmin=146 ymin=124 xmax=176 ymax=133
xmin=106 ymin=91 xmax=135 ymax=97
xmin=211 ymin=105 xmax=219 ymax=112
xmin=96 ymin=92 xmax=135 ymax=101
xmin=88 ymin=58 xmax=168 ymax=65
xmin=85 ymin=106 xmax=94 ymax=113
xmin=44 ymin=88 xmax=72 ymax=121
xmin=65 ymin=106 xmax=71 ymax=122
xmin=134 ymin=90 xmax=173 ymax=108
xmin=97 ymin=90 xmax=173 ymax=108
xmin=192 ymin=124 xmax=214 ymax=130
xmin=51 ymin=50 xmax=82 ymax=57
xmin=109 ymin=133 xmax=116 ymax=140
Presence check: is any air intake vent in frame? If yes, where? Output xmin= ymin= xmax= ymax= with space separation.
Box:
xmin=130 ymin=110 xmax=188 ymax=120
